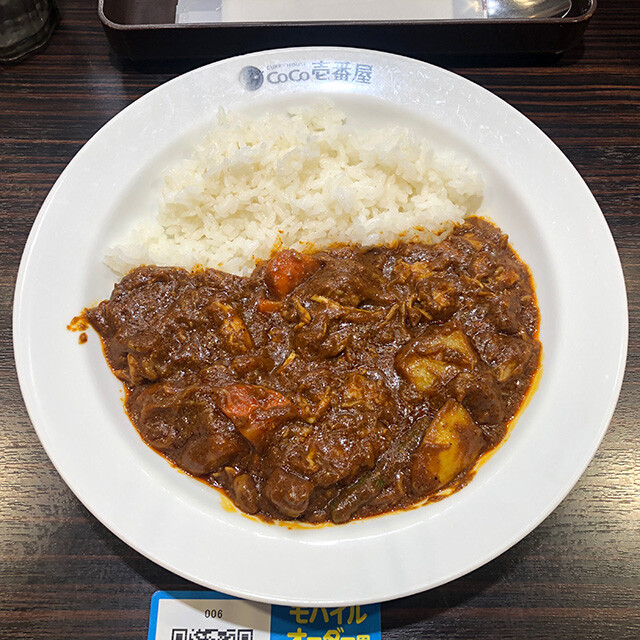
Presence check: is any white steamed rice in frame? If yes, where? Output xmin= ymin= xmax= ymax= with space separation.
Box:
xmin=106 ymin=102 xmax=483 ymax=276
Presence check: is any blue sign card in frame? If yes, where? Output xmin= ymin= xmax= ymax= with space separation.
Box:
xmin=148 ymin=591 xmax=381 ymax=640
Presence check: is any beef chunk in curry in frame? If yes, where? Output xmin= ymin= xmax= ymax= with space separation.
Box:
xmin=84 ymin=217 xmax=541 ymax=524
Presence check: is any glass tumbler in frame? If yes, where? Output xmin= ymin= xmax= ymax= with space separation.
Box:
xmin=0 ymin=0 xmax=58 ymax=63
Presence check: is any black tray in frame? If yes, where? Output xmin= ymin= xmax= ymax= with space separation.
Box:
xmin=99 ymin=0 xmax=596 ymax=61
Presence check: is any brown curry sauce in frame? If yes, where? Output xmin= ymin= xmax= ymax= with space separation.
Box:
xmin=82 ymin=217 xmax=541 ymax=524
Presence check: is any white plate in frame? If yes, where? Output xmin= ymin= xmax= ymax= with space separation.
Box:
xmin=13 ymin=47 xmax=627 ymax=606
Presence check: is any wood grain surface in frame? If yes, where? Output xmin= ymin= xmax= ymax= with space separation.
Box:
xmin=1 ymin=1 xmax=638 ymax=638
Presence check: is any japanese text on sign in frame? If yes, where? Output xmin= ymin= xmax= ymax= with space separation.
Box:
xmin=148 ymin=592 xmax=380 ymax=640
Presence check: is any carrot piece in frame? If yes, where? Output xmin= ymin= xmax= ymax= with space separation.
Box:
xmin=264 ymin=250 xmax=320 ymax=299
xmin=257 ymin=299 xmax=283 ymax=313
xmin=218 ymin=383 xmax=294 ymax=450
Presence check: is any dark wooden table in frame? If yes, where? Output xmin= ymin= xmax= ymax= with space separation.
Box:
xmin=1 ymin=1 xmax=638 ymax=638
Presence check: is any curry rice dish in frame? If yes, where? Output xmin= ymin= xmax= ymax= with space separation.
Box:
xmin=84 ymin=217 xmax=541 ymax=524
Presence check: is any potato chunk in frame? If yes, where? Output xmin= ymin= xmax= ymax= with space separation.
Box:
xmin=425 ymin=330 xmax=477 ymax=367
xmin=410 ymin=399 xmax=486 ymax=495
xmin=397 ymin=326 xmax=477 ymax=394
xmin=399 ymin=355 xmax=458 ymax=393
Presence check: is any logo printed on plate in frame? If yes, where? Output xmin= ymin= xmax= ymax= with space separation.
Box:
xmin=239 ymin=61 xmax=374 ymax=91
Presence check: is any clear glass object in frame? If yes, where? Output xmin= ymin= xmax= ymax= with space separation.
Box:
xmin=0 ymin=0 xmax=58 ymax=63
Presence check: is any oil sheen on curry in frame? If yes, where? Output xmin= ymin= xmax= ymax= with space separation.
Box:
xmin=84 ymin=217 xmax=541 ymax=524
